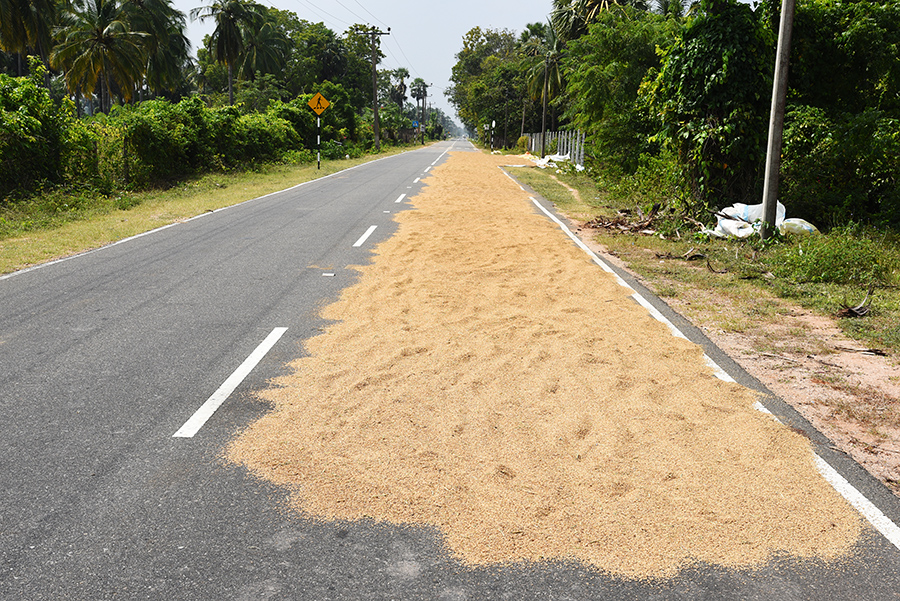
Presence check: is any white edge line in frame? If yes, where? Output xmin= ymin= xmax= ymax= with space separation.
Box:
xmin=173 ymin=327 xmax=287 ymax=438
xmin=352 ymin=225 xmax=378 ymax=248
xmin=527 ymin=196 xmax=631 ymax=289
xmin=813 ymin=455 xmax=900 ymax=550
xmin=631 ymin=292 xmax=689 ymax=341
xmin=524 ymin=183 xmax=900 ymax=551
xmin=395 ymin=193 xmax=407 ymax=204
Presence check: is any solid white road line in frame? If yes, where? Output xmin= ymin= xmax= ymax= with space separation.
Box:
xmin=814 ymin=455 xmax=900 ymax=550
xmin=173 ymin=327 xmax=287 ymax=438
xmin=353 ymin=225 xmax=378 ymax=248
xmin=395 ymin=193 xmax=407 ymax=204
xmin=525 ymin=190 xmax=900 ymax=552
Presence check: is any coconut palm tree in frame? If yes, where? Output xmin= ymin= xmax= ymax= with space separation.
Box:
xmin=235 ymin=17 xmax=287 ymax=82
xmin=551 ymin=0 xmax=649 ymax=40
xmin=125 ymin=0 xmax=190 ymax=96
xmin=191 ymin=0 xmax=258 ymax=104
xmin=51 ymin=0 xmax=147 ymax=112
xmin=524 ymin=23 xmax=564 ymax=157
xmin=0 ymin=0 xmax=57 ymax=77
xmin=391 ymin=67 xmax=409 ymax=111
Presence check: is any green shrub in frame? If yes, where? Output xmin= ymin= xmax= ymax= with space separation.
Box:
xmin=643 ymin=0 xmax=774 ymax=213
xmin=516 ymin=135 xmax=529 ymax=153
xmin=0 ymin=64 xmax=72 ymax=197
xmin=234 ymin=112 xmax=299 ymax=163
xmin=781 ymin=106 xmax=900 ymax=228
xmin=769 ymin=225 xmax=899 ymax=285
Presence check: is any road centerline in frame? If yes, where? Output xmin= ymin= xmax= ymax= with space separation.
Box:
xmin=353 ymin=225 xmax=378 ymax=248
xmin=172 ymin=327 xmax=287 ymax=438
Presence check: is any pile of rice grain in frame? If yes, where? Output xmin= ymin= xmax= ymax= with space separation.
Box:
xmin=227 ymin=151 xmax=860 ymax=578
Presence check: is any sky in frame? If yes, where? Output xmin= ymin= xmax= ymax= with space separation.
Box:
xmin=172 ymin=0 xmax=554 ymax=124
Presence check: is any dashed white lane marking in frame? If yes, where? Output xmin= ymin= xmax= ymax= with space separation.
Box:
xmin=524 ymin=191 xmax=900 ymax=552
xmin=424 ymin=166 xmax=431 ymax=172
xmin=323 ymin=273 xmax=335 ymax=277
xmin=353 ymin=225 xmax=378 ymax=248
xmin=414 ymin=178 xmax=420 ymax=184
xmin=173 ymin=327 xmax=287 ymax=438
xmin=395 ymin=193 xmax=407 ymax=204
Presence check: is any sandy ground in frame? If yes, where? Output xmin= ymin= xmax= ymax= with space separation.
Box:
xmin=227 ymin=151 xmax=861 ymax=579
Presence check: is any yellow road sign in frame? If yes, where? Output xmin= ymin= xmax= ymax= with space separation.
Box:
xmin=308 ymin=93 xmax=330 ymax=115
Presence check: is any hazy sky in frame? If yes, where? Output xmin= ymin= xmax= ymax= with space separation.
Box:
xmin=173 ymin=0 xmax=554 ymax=122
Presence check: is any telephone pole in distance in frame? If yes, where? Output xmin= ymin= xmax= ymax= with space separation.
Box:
xmin=353 ymin=25 xmax=390 ymax=152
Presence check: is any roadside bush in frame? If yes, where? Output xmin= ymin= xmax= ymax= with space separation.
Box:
xmin=643 ymin=0 xmax=774 ymax=213
xmin=769 ymin=225 xmax=899 ymax=285
xmin=780 ymin=106 xmax=900 ymax=228
xmin=234 ymin=112 xmax=299 ymax=163
xmin=121 ymin=99 xmax=193 ymax=182
xmin=62 ymin=119 xmax=123 ymax=194
xmin=516 ymin=135 xmax=529 ymax=153
xmin=0 ymin=64 xmax=71 ymax=198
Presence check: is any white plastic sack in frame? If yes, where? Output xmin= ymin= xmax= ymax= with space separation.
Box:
xmin=778 ymin=218 xmax=819 ymax=236
xmin=703 ymin=201 xmax=786 ymax=238
xmin=533 ymin=153 xmax=570 ymax=169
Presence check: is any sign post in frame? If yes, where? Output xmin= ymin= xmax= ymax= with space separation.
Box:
xmin=308 ymin=92 xmax=331 ymax=170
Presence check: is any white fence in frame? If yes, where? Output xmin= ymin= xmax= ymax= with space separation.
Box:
xmin=524 ymin=130 xmax=586 ymax=166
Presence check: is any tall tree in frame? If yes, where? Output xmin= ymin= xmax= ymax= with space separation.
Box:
xmin=0 ymin=0 xmax=57 ymax=76
xmin=190 ymin=0 xmax=258 ymax=104
xmin=552 ymin=0 xmax=650 ymax=40
xmin=236 ymin=16 xmax=288 ymax=81
xmin=390 ymin=67 xmax=409 ymax=110
xmin=125 ymin=0 xmax=190 ymax=96
xmin=524 ymin=22 xmax=564 ymax=156
xmin=51 ymin=0 xmax=147 ymax=112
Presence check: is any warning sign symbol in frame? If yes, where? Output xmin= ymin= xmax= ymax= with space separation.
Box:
xmin=308 ymin=92 xmax=330 ymax=115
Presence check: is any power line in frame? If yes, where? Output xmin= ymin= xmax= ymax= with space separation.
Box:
xmin=286 ymin=0 xmax=354 ymax=29
xmin=331 ymin=0 xmax=368 ymax=24
xmin=388 ymin=33 xmax=422 ymax=79
xmin=351 ymin=0 xmax=388 ymax=29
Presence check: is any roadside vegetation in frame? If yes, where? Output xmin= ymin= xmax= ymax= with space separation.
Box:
xmin=1 ymin=0 xmax=458 ymax=243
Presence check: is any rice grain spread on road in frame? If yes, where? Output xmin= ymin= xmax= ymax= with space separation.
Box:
xmin=227 ymin=150 xmax=860 ymax=578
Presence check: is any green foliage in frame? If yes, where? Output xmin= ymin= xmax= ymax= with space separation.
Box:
xmin=0 ymin=67 xmax=71 ymax=198
xmin=780 ymin=106 xmax=900 ymax=228
xmin=643 ymin=0 xmax=773 ymax=213
xmin=788 ymin=0 xmax=900 ymax=115
xmin=447 ymin=26 xmax=527 ymax=139
xmin=516 ymin=135 xmax=529 ymax=152
xmin=768 ymin=225 xmax=899 ymax=286
xmin=563 ymin=8 xmax=677 ymax=172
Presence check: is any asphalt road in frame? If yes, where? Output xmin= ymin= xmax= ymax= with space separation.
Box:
xmin=1 ymin=139 xmax=900 ymax=600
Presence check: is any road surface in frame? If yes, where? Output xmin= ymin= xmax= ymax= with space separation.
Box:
xmin=1 ymin=140 xmax=900 ymax=599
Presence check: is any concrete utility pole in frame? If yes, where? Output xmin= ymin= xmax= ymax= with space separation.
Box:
xmin=356 ymin=25 xmax=390 ymax=151
xmin=420 ymin=83 xmax=431 ymax=145
xmin=760 ymin=0 xmax=795 ymax=239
